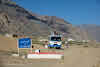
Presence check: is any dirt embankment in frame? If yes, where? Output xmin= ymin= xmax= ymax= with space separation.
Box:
xmin=0 ymin=36 xmax=17 ymax=51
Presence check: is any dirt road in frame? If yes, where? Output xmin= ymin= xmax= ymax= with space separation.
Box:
xmin=1 ymin=47 xmax=100 ymax=67
xmin=64 ymin=47 xmax=100 ymax=67
xmin=0 ymin=36 xmax=100 ymax=67
xmin=0 ymin=60 xmax=64 ymax=67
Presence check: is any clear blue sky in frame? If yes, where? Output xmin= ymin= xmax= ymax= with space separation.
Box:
xmin=14 ymin=0 xmax=100 ymax=25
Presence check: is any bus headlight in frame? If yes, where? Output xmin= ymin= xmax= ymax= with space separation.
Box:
xmin=49 ymin=41 xmax=54 ymax=45
xmin=57 ymin=42 xmax=62 ymax=45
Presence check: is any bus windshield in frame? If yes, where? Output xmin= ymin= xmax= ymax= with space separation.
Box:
xmin=50 ymin=37 xmax=61 ymax=41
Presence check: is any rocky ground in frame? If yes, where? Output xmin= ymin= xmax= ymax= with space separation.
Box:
xmin=0 ymin=46 xmax=100 ymax=67
xmin=64 ymin=46 xmax=100 ymax=67
xmin=0 ymin=35 xmax=100 ymax=67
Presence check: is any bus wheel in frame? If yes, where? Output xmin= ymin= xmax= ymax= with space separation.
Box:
xmin=56 ymin=47 xmax=61 ymax=49
xmin=48 ymin=47 xmax=52 ymax=49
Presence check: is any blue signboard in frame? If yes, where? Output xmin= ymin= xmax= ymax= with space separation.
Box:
xmin=18 ymin=38 xmax=31 ymax=48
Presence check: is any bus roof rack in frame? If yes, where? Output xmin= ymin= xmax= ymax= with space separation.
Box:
xmin=49 ymin=35 xmax=62 ymax=37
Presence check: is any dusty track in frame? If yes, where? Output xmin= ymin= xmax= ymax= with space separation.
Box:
xmin=64 ymin=47 xmax=100 ymax=67
xmin=1 ymin=47 xmax=100 ymax=67
xmin=0 ymin=36 xmax=100 ymax=67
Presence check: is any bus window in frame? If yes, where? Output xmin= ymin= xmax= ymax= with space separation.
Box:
xmin=51 ymin=37 xmax=61 ymax=41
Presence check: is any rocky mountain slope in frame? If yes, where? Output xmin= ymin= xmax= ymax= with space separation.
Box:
xmin=79 ymin=24 xmax=100 ymax=42
xmin=0 ymin=0 xmax=74 ymax=38
xmin=0 ymin=0 xmax=99 ymax=42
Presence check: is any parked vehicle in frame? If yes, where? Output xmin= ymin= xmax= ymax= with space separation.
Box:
xmin=48 ymin=32 xmax=62 ymax=49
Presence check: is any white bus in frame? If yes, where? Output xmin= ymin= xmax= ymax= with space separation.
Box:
xmin=48 ymin=35 xmax=62 ymax=49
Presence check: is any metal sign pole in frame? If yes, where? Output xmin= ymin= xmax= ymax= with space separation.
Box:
xmin=18 ymin=48 xmax=20 ymax=56
xmin=17 ymin=39 xmax=20 ymax=56
xmin=31 ymin=39 xmax=32 ymax=53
